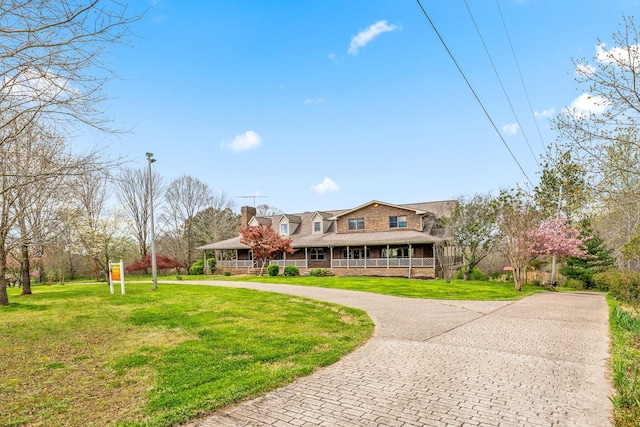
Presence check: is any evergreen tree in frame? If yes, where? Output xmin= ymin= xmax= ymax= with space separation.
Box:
xmin=560 ymin=219 xmax=615 ymax=288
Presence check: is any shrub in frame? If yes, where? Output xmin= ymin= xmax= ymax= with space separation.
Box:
xmin=309 ymin=268 xmax=328 ymax=277
xmin=207 ymin=259 xmax=216 ymax=272
xmin=175 ymin=275 xmax=183 ymax=280
xmin=562 ymin=278 xmax=586 ymax=290
xmin=456 ymin=267 xmax=488 ymax=281
xmin=189 ymin=259 xmax=205 ymax=275
xmin=595 ymin=270 xmax=640 ymax=309
xmin=267 ymin=264 xmax=279 ymax=276
xmin=283 ymin=265 xmax=300 ymax=276
xmin=223 ymin=271 xmax=231 ymax=276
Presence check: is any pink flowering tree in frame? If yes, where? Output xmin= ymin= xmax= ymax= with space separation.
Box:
xmin=531 ymin=217 xmax=589 ymax=259
xmin=530 ymin=217 xmax=589 ymax=285
xmin=498 ymin=190 xmax=588 ymax=291
xmin=240 ymin=224 xmax=294 ymax=275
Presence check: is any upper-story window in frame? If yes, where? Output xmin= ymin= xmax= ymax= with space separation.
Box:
xmin=313 ymin=221 xmax=322 ymax=233
xmin=389 ymin=215 xmax=407 ymax=228
xmin=280 ymin=223 xmax=288 ymax=235
xmin=348 ymin=218 xmax=365 ymax=230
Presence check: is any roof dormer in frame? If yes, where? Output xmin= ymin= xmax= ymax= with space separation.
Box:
xmin=310 ymin=211 xmax=332 ymax=234
xmin=248 ymin=216 xmax=272 ymax=227
xmin=278 ymin=214 xmax=301 ymax=236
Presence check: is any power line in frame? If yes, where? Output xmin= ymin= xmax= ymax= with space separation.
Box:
xmin=495 ymin=0 xmax=548 ymax=154
xmin=463 ymin=0 xmax=540 ymax=170
xmin=414 ymin=0 xmax=533 ymax=185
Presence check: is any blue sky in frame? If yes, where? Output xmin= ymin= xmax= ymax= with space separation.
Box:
xmin=97 ymin=0 xmax=640 ymax=214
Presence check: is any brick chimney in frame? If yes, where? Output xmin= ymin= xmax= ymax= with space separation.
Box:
xmin=241 ymin=206 xmax=257 ymax=228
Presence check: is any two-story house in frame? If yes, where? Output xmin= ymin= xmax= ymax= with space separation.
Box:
xmin=198 ymin=200 xmax=460 ymax=279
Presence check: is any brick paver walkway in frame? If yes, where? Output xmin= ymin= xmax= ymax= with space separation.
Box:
xmin=180 ymin=282 xmax=612 ymax=427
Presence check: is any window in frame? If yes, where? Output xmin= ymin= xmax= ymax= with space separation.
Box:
xmin=348 ymin=218 xmax=365 ymax=230
xmin=280 ymin=223 xmax=288 ymax=235
xmin=389 ymin=215 xmax=407 ymax=228
xmin=313 ymin=221 xmax=322 ymax=233
xmin=342 ymin=248 xmax=370 ymax=259
xmin=309 ymin=248 xmax=326 ymax=260
xmin=382 ymin=247 xmax=414 ymax=258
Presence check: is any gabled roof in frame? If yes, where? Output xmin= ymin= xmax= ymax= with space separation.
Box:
xmin=279 ymin=214 xmax=301 ymax=223
xmin=250 ymin=217 xmax=272 ymax=225
xmin=328 ymin=200 xmax=428 ymax=220
xmin=310 ymin=211 xmax=333 ymax=220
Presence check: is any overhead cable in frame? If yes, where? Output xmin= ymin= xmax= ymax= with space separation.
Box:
xmin=414 ymin=0 xmax=533 ymax=185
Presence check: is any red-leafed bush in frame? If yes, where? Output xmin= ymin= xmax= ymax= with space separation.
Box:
xmin=125 ymin=254 xmax=184 ymax=273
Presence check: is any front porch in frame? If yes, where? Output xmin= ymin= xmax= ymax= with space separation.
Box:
xmin=210 ymin=243 xmax=445 ymax=278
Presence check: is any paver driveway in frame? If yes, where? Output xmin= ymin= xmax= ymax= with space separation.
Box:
xmin=180 ymin=281 xmax=612 ymax=427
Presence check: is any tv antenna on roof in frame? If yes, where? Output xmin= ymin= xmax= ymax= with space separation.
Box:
xmin=236 ymin=195 xmax=269 ymax=207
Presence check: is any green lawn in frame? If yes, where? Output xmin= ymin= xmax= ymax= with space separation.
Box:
xmin=162 ymin=274 xmax=546 ymax=301
xmin=0 ymin=283 xmax=373 ymax=427
xmin=608 ymin=295 xmax=640 ymax=427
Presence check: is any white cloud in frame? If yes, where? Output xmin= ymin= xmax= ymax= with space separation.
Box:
xmin=348 ymin=20 xmax=398 ymax=55
xmin=534 ymin=107 xmax=556 ymax=119
xmin=595 ymin=43 xmax=640 ymax=65
xmin=567 ymin=93 xmax=609 ymax=117
xmin=575 ymin=63 xmax=595 ymax=77
xmin=304 ymin=97 xmax=325 ymax=105
xmin=501 ymin=123 xmax=519 ymax=136
xmin=3 ymin=68 xmax=76 ymax=103
xmin=312 ymin=177 xmax=339 ymax=194
xmin=222 ymin=130 xmax=262 ymax=152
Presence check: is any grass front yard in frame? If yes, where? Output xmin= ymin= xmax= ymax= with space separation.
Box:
xmin=0 ymin=283 xmax=373 ymax=427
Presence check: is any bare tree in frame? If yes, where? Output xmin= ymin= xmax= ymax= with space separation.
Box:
xmin=0 ymin=1 xmax=141 ymax=305
xmin=161 ymin=175 xmax=213 ymax=270
xmin=552 ymin=16 xmax=640 ymax=270
xmin=0 ymin=0 xmax=141 ymax=142
xmin=256 ymin=204 xmax=283 ymax=216
xmin=0 ymin=122 xmax=98 ymax=304
xmin=115 ymin=166 xmax=164 ymax=259
xmin=74 ymin=174 xmax=134 ymax=281
xmin=434 ymin=242 xmax=457 ymax=283
xmin=496 ymin=191 xmax=542 ymax=291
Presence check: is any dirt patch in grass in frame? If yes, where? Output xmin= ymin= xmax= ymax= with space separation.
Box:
xmin=1 ymin=323 xmax=193 ymax=427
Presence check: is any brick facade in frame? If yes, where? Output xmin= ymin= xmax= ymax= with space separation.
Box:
xmin=336 ymin=203 xmax=423 ymax=234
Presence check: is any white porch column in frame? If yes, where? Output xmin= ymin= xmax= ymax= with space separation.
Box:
xmin=364 ymin=245 xmax=367 ymax=269
xmin=386 ymin=244 xmax=390 ymax=268
xmin=235 ymin=249 xmax=238 ymax=268
xmin=283 ymin=250 xmax=287 ymax=267
xmin=330 ymin=246 xmax=333 ymax=268
xmin=408 ymin=243 xmax=412 ymax=278
xmin=305 ymin=247 xmax=308 ymax=268
xmin=347 ymin=246 xmax=350 ymax=269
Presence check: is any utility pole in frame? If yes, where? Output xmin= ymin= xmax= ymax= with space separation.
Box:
xmin=147 ymin=152 xmax=158 ymax=291
xmin=550 ymin=185 xmax=563 ymax=286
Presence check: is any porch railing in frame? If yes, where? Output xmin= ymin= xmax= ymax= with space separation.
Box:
xmin=218 ymin=260 xmax=254 ymax=268
xmin=331 ymin=257 xmax=435 ymax=268
xmin=219 ymin=257 xmax=436 ymax=269
xmin=268 ymin=260 xmax=308 ymax=268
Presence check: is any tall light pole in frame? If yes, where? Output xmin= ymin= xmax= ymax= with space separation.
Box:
xmin=146 ymin=152 xmax=158 ymax=291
